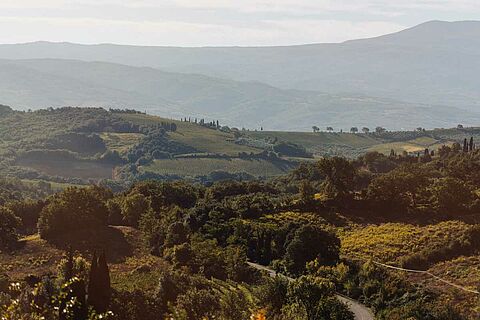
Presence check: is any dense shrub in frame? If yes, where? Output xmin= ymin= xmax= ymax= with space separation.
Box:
xmin=0 ymin=206 xmax=21 ymax=250
xmin=366 ymin=164 xmax=431 ymax=213
xmin=110 ymin=290 xmax=162 ymax=320
xmin=129 ymin=181 xmax=198 ymax=211
xmin=5 ymin=199 xmax=45 ymax=234
xmin=119 ymin=193 xmax=152 ymax=227
xmin=431 ymin=177 xmax=477 ymax=214
xmin=285 ymin=225 xmax=340 ymax=275
xmin=46 ymin=133 xmax=106 ymax=155
xmin=273 ymin=141 xmax=312 ymax=158
xmin=38 ymin=186 xmax=109 ymax=239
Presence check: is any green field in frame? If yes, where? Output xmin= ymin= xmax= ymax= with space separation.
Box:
xmin=249 ymin=131 xmax=382 ymax=150
xmin=141 ymin=158 xmax=292 ymax=177
xmin=367 ymin=136 xmax=452 ymax=154
xmin=248 ymin=130 xmax=461 ymax=157
xmin=17 ymin=158 xmax=114 ymax=179
xmin=100 ymin=132 xmax=144 ymax=154
xmin=120 ymin=114 xmax=259 ymax=156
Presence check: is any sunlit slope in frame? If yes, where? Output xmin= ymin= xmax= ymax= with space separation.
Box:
xmin=120 ymin=113 xmax=259 ymax=156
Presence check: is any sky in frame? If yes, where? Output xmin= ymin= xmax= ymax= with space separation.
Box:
xmin=1 ymin=1 xmax=479 ymax=46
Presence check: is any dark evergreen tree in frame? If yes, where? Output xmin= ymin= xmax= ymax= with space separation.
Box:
xmin=423 ymin=149 xmax=432 ymax=162
xmin=87 ymin=251 xmax=111 ymax=313
xmin=96 ymin=252 xmax=112 ymax=313
xmin=463 ymin=138 xmax=468 ymax=152
xmin=470 ymin=137 xmax=474 ymax=151
xmin=87 ymin=251 xmax=98 ymax=309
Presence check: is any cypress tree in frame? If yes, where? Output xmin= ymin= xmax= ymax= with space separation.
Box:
xmin=470 ymin=137 xmax=474 ymax=151
xmin=87 ymin=251 xmax=98 ymax=310
xmin=96 ymin=251 xmax=111 ymax=313
xmin=87 ymin=251 xmax=111 ymax=313
xmin=463 ymin=138 xmax=468 ymax=152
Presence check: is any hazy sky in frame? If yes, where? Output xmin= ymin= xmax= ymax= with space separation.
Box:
xmin=1 ymin=1 xmax=479 ymax=46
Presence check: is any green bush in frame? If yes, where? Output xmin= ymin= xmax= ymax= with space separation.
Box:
xmin=38 ymin=187 xmax=109 ymax=240
xmin=0 ymin=206 xmax=21 ymax=250
xmin=285 ymin=225 xmax=340 ymax=275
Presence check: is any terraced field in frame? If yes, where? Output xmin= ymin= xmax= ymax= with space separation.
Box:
xmin=249 ymin=131 xmax=380 ymax=148
xmin=141 ymin=158 xmax=292 ymax=177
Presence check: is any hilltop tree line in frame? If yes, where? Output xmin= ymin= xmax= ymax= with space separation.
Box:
xmin=181 ymin=117 xmax=221 ymax=130
xmin=312 ymin=126 xmax=387 ymax=134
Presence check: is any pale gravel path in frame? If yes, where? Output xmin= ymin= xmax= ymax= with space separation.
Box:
xmin=247 ymin=262 xmax=375 ymax=320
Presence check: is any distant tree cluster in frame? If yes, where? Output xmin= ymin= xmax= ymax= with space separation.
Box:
xmin=182 ymin=117 xmax=221 ymax=130
xmin=109 ymin=108 xmax=145 ymax=114
xmin=125 ymin=130 xmax=196 ymax=165
xmin=273 ymin=141 xmax=313 ymax=158
xmin=311 ymin=126 xmax=386 ymax=134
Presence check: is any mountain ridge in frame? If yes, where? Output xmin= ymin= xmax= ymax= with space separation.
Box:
xmin=1 ymin=21 xmax=480 ymax=130
xmin=1 ymin=20 xmax=478 ymax=111
xmin=1 ymin=58 xmax=479 ymax=131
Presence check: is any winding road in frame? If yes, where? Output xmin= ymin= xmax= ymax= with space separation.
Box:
xmin=247 ymin=262 xmax=374 ymax=320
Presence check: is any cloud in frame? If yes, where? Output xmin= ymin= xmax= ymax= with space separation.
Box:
xmin=92 ymin=0 xmax=480 ymax=15
xmin=0 ymin=0 xmax=478 ymax=45
xmin=0 ymin=15 xmax=405 ymax=46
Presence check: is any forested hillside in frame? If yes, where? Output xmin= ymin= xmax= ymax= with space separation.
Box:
xmin=2 ymin=106 xmax=480 ymax=192
xmin=2 ymin=137 xmax=480 ymax=319
xmin=0 ymin=107 xmax=306 ymax=190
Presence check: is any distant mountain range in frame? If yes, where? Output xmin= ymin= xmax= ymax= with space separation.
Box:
xmin=0 ymin=20 xmax=479 ymax=130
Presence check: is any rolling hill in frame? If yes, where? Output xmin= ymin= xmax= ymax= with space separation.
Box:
xmin=1 ymin=20 xmax=479 ymax=111
xmin=1 ymin=58 xmax=479 ymax=131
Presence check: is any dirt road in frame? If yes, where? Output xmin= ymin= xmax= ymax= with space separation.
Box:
xmin=247 ymin=262 xmax=374 ymax=320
